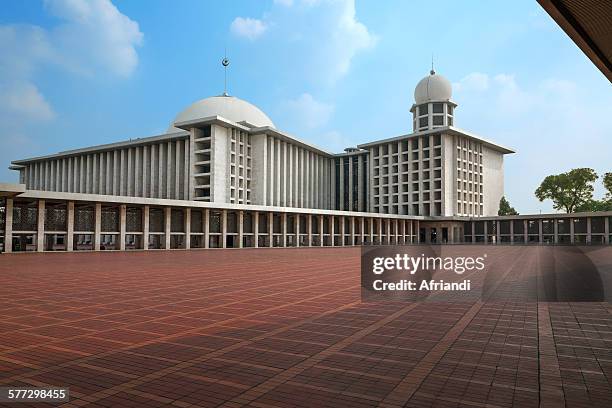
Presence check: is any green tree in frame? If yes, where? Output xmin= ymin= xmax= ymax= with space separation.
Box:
xmin=575 ymin=199 xmax=612 ymax=212
xmin=604 ymin=172 xmax=612 ymax=198
xmin=498 ymin=196 xmax=518 ymax=215
xmin=535 ymin=168 xmax=598 ymax=213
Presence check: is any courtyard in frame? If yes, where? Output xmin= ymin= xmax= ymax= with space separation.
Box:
xmin=0 ymin=247 xmax=611 ymax=407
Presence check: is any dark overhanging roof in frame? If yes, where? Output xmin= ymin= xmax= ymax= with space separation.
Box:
xmin=538 ymin=0 xmax=612 ymax=82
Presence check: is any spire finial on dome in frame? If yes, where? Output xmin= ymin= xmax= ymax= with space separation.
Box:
xmin=430 ymin=54 xmax=435 ymax=75
xmin=221 ymin=48 xmax=230 ymax=97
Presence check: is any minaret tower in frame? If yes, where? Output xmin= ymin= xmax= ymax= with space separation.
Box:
xmin=410 ymin=66 xmax=456 ymax=132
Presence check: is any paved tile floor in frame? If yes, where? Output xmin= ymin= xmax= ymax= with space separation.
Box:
xmin=0 ymin=247 xmax=610 ymax=407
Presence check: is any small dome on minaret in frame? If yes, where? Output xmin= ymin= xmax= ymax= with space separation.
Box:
xmin=410 ymin=68 xmax=456 ymax=132
xmin=414 ymin=69 xmax=453 ymax=104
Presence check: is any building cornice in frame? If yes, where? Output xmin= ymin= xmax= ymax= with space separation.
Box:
xmin=10 ymin=188 xmax=425 ymax=220
xmin=11 ymin=131 xmax=190 ymax=165
xmin=356 ymin=126 xmax=515 ymax=154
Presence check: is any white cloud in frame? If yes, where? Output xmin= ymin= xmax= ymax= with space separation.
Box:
xmin=0 ymin=0 xmax=142 ymax=123
xmin=322 ymin=130 xmax=353 ymax=151
xmin=230 ymin=17 xmax=268 ymax=41
xmin=273 ymin=0 xmax=294 ymax=6
xmin=284 ymin=93 xmax=334 ymax=129
xmin=44 ymin=0 xmax=144 ymax=77
xmin=453 ymin=72 xmax=489 ymax=92
xmin=231 ymin=0 xmax=376 ymax=84
xmin=327 ymin=0 xmax=377 ymax=78
xmin=0 ymin=82 xmax=55 ymax=120
xmin=0 ymin=0 xmax=142 ymax=178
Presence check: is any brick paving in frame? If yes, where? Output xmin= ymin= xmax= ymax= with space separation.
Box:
xmin=0 ymin=247 xmax=610 ymax=407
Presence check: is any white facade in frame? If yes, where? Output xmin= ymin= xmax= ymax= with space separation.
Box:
xmin=9 ymin=71 xmax=514 ymax=217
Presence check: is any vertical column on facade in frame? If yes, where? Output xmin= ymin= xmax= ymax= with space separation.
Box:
xmin=483 ymin=221 xmax=488 ymax=244
xmin=553 ymin=218 xmax=559 ymax=244
xmin=127 ymin=148 xmax=133 ymax=196
xmin=350 ymin=217 xmax=355 ymax=246
xmin=370 ymin=218 xmax=374 ymax=244
xmin=396 ymin=220 xmax=402 ymax=244
xmin=4 ymin=198 xmax=13 ymax=253
xmin=408 ymin=220 xmax=413 ymax=244
xmin=496 ymin=221 xmax=501 ymax=244
xmin=330 ymin=159 xmax=336 ymax=211
xmin=292 ymin=147 xmax=298 ymax=207
xmin=166 ymin=142 xmax=172 ymax=199
xmin=254 ymin=211 xmax=259 ymax=248
xmin=164 ymin=207 xmax=171 ymax=249
xmin=105 ymin=152 xmax=112 ymax=195
xmin=304 ymin=152 xmax=310 ymax=208
xmin=185 ymin=208 xmax=191 ymax=250
xmin=570 ymin=217 xmax=575 ymax=244
xmin=276 ymin=140 xmax=281 ymax=206
xmin=319 ymin=215 xmax=324 ymax=247
xmin=119 ymin=204 xmax=126 ymax=251
xmin=330 ymin=216 xmax=335 ymax=247
xmin=523 ymin=219 xmax=528 ymax=243
xmin=448 ymin=222 xmax=454 ymax=244
xmin=66 ymin=201 xmax=74 ymax=252
xmin=322 ymin=158 xmax=329 ymax=209
xmin=287 ymin=146 xmax=293 ymax=207
xmin=394 ymin=219 xmax=399 ymax=244
xmin=94 ymin=203 xmax=101 ymax=251
xmin=296 ymin=214 xmax=300 ymax=248
xmin=221 ymin=210 xmax=227 ymax=249
xmin=361 ymin=217 xmax=365 ymax=245
xmin=510 ymin=220 xmax=514 ymax=244
xmin=282 ymin=213 xmax=287 ymax=247
xmin=313 ymin=155 xmax=318 ymax=209
xmin=538 ymin=219 xmax=543 ymax=244
xmin=143 ymin=205 xmax=150 ymax=250
xmin=204 ymin=209 xmax=210 ymax=249
xmin=339 ymin=159 xmax=344 ymax=211
xmin=348 ymin=156 xmax=353 ymax=212
xmin=143 ymin=146 xmax=149 ymax=198
xmin=357 ymin=155 xmax=363 ymax=212
xmin=378 ymin=218 xmax=383 ymax=245
xmin=471 ymin=222 xmax=475 ymax=243
xmin=238 ymin=210 xmax=243 ymax=249
xmin=36 ymin=199 xmax=45 ymax=252
xmin=384 ymin=219 xmax=389 ymax=244
xmin=307 ymin=214 xmax=313 ymax=247
xmin=339 ymin=216 xmax=345 ymax=246
xmin=604 ymin=217 xmax=609 ymax=244
xmin=267 ymin=138 xmax=274 ymax=206
xmin=282 ymin=142 xmax=287 ymax=207
xmin=587 ymin=217 xmax=592 ymax=244
xmin=268 ymin=213 xmax=273 ymax=248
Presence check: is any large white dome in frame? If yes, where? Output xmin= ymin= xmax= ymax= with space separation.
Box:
xmin=414 ymin=71 xmax=452 ymax=104
xmin=167 ymin=95 xmax=275 ymax=132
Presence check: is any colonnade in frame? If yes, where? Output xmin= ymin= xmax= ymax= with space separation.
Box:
xmin=0 ymin=198 xmax=419 ymax=253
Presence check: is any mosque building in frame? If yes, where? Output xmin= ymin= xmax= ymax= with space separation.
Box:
xmin=0 ymin=70 xmax=610 ymax=252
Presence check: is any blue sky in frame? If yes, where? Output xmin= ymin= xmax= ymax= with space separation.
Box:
xmin=1 ymin=0 xmax=611 ymax=213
